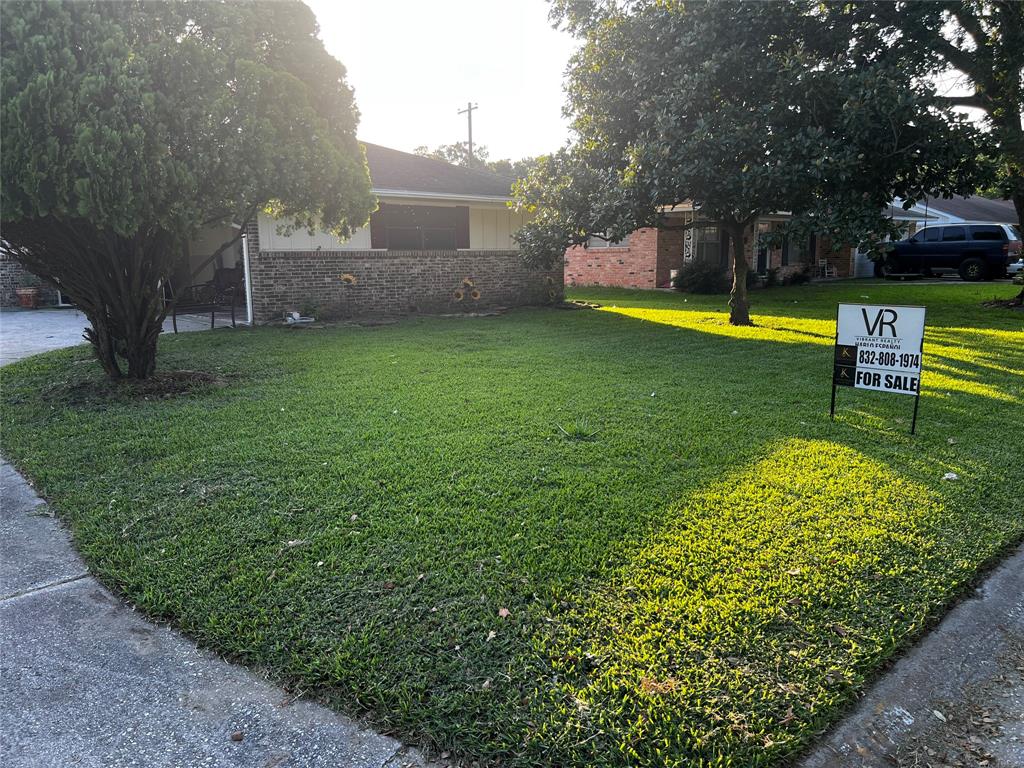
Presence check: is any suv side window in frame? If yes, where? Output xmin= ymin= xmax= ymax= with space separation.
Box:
xmin=921 ymin=228 xmax=941 ymax=242
xmin=942 ymin=226 xmax=966 ymax=242
xmin=970 ymin=225 xmax=1004 ymax=241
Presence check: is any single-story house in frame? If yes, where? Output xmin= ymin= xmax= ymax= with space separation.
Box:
xmin=565 ymin=194 xmax=1020 ymax=289
xmin=1 ymin=143 xmax=563 ymax=319
xmin=564 ymin=206 xmax=855 ymax=290
xmin=894 ymin=194 xmax=1019 ymax=226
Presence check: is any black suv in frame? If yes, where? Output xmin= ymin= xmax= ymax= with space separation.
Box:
xmin=878 ymin=222 xmax=1022 ymax=281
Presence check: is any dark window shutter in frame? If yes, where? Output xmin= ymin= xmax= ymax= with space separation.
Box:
xmin=370 ymin=204 xmax=386 ymax=249
xmin=455 ymin=206 xmax=470 ymax=249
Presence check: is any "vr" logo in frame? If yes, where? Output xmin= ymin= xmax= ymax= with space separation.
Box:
xmin=862 ymin=308 xmax=898 ymax=337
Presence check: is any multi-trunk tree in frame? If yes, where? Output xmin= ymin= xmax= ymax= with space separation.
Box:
xmin=515 ymin=0 xmax=985 ymax=325
xmin=1 ymin=1 xmax=375 ymax=379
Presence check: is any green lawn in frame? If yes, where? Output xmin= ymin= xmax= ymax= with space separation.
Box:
xmin=2 ymin=280 xmax=1022 ymax=767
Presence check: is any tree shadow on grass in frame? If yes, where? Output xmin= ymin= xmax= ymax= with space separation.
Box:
xmin=515 ymin=434 xmax=1022 ymax=766
xmin=0 ymin=301 xmax=1020 ymax=768
xmin=595 ymin=305 xmax=1023 ymax=405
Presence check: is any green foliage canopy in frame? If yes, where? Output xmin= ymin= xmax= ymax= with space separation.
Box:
xmin=1 ymin=0 xmax=375 ymax=377
xmin=2 ymin=0 xmax=374 ymax=239
xmin=514 ymin=0 xmax=986 ymax=321
xmin=414 ymin=141 xmax=540 ymax=179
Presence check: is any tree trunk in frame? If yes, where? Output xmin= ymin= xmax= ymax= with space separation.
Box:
xmin=727 ymin=223 xmax=753 ymax=325
xmin=122 ymin=316 xmax=162 ymax=379
xmin=82 ymin=311 xmax=123 ymax=379
xmin=2 ymin=218 xmax=177 ymax=380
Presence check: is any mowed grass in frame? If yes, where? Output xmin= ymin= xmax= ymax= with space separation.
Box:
xmin=2 ymin=280 xmax=1022 ymax=766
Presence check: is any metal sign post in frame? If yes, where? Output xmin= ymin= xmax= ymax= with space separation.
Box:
xmin=831 ymin=303 xmax=926 ymax=434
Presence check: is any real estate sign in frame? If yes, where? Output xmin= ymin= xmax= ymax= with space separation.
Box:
xmin=831 ymin=303 xmax=926 ymax=431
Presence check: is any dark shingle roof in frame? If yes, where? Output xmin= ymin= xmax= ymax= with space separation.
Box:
xmin=922 ymin=194 xmax=1019 ymax=224
xmin=886 ymin=205 xmax=930 ymax=220
xmin=362 ymin=143 xmax=515 ymax=199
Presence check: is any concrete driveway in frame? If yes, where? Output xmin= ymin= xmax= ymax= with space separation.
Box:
xmin=0 ymin=307 xmax=235 ymax=366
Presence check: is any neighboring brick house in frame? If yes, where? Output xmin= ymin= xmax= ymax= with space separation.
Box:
xmin=0 ymin=252 xmax=59 ymax=307
xmin=564 ymin=207 xmax=855 ymax=289
xmin=3 ymin=143 xmax=563 ymax=318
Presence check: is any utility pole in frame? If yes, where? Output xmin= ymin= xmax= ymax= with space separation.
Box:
xmin=457 ymin=101 xmax=478 ymax=166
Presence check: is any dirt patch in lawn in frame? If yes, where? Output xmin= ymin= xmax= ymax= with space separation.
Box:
xmin=42 ymin=369 xmax=229 ymax=408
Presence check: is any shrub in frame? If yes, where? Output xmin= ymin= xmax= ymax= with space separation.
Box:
xmin=673 ymin=257 xmax=731 ymax=294
xmin=784 ymin=265 xmax=812 ymax=285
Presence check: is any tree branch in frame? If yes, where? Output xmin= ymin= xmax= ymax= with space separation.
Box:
xmin=936 ymin=93 xmax=990 ymax=110
xmin=949 ymin=6 xmax=989 ymax=49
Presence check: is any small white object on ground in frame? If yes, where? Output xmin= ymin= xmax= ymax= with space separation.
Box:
xmin=942 ymin=472 xmax=959 ymax=481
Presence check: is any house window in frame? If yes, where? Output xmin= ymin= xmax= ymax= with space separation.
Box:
xmin=422 ymin=228 xmax=458 ymax=249
xmin=781 ymin=234 xmax=813 ymax=266
xmin=694 ymin=226 xmax=718 ymax=261
xmin=370 ymin=204 xmax=469 ymax=250
xmin=587 ymin=233 xmax=630 ymax=248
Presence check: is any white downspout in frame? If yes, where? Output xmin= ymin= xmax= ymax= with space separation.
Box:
xmin=241 ymin=232 xmax=254 ymax=326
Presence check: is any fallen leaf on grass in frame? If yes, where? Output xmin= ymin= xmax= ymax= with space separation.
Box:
xmin=498 ymin=607 xmax=511 ymax=619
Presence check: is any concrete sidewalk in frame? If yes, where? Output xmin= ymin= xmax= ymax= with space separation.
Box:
xmin=800 ymin=544 xmax=1024 ymax=768
xmin=0 ymin=461 xmax=434 ymax=768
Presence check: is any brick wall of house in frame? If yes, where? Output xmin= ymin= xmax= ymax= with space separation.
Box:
xmin=656 ymin=228 xmax=686 ymax=287
xmin=816 ymin=238 xmax=854 ymax=277
xmin=0 ymin=254 xmax=58 ymax=308
xmin=247 ymin=249 xmax=563 ymax=323
xmin=564 ymin=227 xmax=661 ymax=288
xmin=753 ymin=236 xmax=853 ymax=280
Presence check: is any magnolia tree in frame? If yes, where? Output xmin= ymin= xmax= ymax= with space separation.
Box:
xmin=829 ymin=0 xmax=1023 ymax=303
xmin=1 ymin=1 xmax=375 ymax=378
xmin=514 ymin=0 xmax=984 ymax=325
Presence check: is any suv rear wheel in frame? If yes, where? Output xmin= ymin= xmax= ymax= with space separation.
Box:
xmin=958 ymin=257 xmax=987 ymax=281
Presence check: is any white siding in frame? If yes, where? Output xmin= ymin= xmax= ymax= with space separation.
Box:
xmin=257 ymin=213 xmax=373 ymax=251
xmin=257 ymin=204 xmax=529 ymax=252
xmin=468 ymin=207 xmax=527 ymax=249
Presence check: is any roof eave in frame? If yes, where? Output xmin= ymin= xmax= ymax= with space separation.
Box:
xmin=373 ymin=188 xmax=512 ymax=204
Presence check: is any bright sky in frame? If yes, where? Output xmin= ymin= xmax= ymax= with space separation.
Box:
xmin=305 ymin=0 xmax=578 ymax=162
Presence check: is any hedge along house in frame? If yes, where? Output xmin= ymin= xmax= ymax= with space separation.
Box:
xmin=563 ymin=205 xmax=856 ymax=290
xmin=219 ymin=143 xmax=559 ymax=324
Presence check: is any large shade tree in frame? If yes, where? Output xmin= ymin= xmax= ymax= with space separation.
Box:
xmin=515 ymin=0 xmax=984 ymax=325
xmin=833 ymin=1 xmax=1023 ymax=221
xmin=829 ymin=0 xmax=1023 ymax=302
xmin=1 ymin=0 xmax=375 ymax=379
